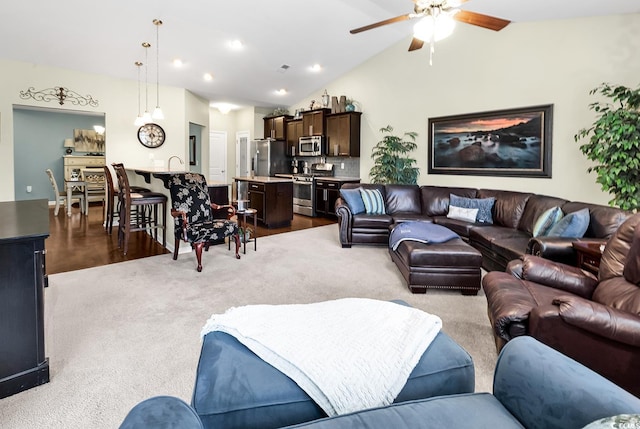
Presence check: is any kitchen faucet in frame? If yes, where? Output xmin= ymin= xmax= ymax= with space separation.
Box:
xmin=168 ymin=156 xmax=184 ymax=172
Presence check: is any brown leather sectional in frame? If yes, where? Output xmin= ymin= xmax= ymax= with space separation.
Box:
xmin=335 ymin=183 xmax=630 ymax=272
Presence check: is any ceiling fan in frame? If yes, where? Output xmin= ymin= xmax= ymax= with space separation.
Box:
xmin=350 ymin=0 xmax=510 ymax=54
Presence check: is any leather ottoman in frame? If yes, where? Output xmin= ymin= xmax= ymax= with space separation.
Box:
xmin=191 ymin=329 xmax=474 ymax=429
xmin=390 ymin=238 xmax=483 ymax=295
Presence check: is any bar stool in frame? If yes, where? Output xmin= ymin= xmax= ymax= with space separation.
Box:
xmin=112 ymin=163 xmax=167 ymax=255
xmin=103 ymin=165 xmax=150 ymax=234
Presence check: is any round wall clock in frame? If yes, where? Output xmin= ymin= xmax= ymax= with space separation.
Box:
xmin=137 ymin=123 xmax=166 ymax=148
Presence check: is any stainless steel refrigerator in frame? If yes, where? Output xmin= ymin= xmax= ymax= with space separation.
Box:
xmin=251 ymin=138 xmax=288 ymax=177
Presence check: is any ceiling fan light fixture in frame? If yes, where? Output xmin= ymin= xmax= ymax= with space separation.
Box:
xmin=413 ymin=11 xmax=456 ymax=42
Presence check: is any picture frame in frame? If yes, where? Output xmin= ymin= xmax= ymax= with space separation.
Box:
xmin=189 ymin=135 xmax=196 ymax=166
xmin=73 ymin=128 xmax=105 ymax=153
xmin=428 ymin=104 xmax=553 ymax=178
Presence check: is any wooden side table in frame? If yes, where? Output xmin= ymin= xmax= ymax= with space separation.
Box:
xmin=572 ymin=241 xmax=605 ymax=275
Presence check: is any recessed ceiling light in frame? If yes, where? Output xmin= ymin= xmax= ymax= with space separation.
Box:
xmin=275 ymin=88 xmax=287 ymax=95
xmin=310 ymin=64 xmax=322 ymax=72
xmin=173 ymin=58 xmax=183 ymax=67
xmin=228 ymin=39 xmax=244 ymax=50
xmin=203 ymin=73 xmax=214 ymax=81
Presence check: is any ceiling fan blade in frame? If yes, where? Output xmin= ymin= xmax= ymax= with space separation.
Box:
xmin=408 ymin=37 xmax=424 ymax=51
xmin=454 ymin=10 xmax=510 ymax=31
xmin=350 ymin=14 xmax=412 ymax=34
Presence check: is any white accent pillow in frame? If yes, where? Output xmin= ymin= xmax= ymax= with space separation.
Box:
xmin=446 ymin=206 xmax=479 ymax=223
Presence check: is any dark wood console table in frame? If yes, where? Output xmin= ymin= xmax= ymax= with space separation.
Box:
xmin=0 ymin=199 xmax=50 ymax=398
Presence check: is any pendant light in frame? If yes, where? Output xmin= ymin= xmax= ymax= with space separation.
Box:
xmin=134 ymin=61 xmax=145 ymax=126
xmin=141 ymin=42 xmax=152 ymax=123
xmin=152 ymin=19 xmax=164 ymax=120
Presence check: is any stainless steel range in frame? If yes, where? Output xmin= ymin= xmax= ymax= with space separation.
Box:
xmin=292 ymin=163 xmax=334 ymax=217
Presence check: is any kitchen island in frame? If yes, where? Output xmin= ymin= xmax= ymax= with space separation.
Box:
xmin=234 ymin=176 xmax=293 ymax=228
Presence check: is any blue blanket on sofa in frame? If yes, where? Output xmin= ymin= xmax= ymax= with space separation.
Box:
xmin=389 ymin=222 xmax=459 ymax=251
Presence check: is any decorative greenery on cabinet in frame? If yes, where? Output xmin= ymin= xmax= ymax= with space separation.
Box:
xmin=370 ymin=125 xmax=419 ymax=185
xmin=574 ymin=82 xmax=640 ymax=211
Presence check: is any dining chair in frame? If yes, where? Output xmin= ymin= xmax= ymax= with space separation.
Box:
xmin=168 ymin=172 xmax=240 ymax=272
xmin=103 ymin=165 xmax=151 ymax=234
xmin=45 ymin=168 xmax=85 ymax=216
xmin=112 ymin=163 xmax=167 ymax=255
xmin=81 ymin=167 xmax=106 ymax=217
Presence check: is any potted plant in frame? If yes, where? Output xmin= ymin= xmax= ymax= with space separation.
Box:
xmin=369 ymin=125 xmax=419 ymax=185
xmin=574 ymin=82 xmax=640 ymax=210
xmin=238 ymin=226 xmax=253 ymax=243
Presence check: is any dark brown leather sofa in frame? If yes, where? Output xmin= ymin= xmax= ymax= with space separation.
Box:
xmin=335 ymin=183 xmax=630 ymax=272
xmin=482 ymin=213 xmax=640 ymax=396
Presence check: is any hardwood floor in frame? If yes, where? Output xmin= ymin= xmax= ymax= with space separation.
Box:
xmin=46 ymin=203 xmax=335 ymax=275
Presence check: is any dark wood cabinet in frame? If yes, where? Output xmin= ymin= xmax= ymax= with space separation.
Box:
xmin=301 ymin=109 xmax=330 ymax=137
xmin=248 ymin=180 xmax=293 ymax=228
xmin=286 ymin=119 xmax=303 ymax=157
xmin=326 ymin=111 xmax=362 ymax=157
xmin=0 ymin=200 xmax=50 ymax=399
xmin=315 ymin=179 xmax=360 ymax=218
xmin=264 ymin=115 xmax=292 ymax=140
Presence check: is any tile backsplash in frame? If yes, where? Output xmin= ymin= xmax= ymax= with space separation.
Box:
xmin=294 ymin=156 xmax=360 ymax=178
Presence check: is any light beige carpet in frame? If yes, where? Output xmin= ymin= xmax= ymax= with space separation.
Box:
xmin=0 ymin=224 xmax=497 ymax=428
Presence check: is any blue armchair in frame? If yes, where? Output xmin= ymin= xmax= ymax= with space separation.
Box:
xmin=119 ymin=336 xmax=640 ymax=428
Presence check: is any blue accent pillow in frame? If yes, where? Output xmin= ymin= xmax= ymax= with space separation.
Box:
xmin=547 ymin=208 xmax=590 ymax=238
xmin=339 ymin=187 xmax=365 ymax=215
xmin=532 ymin=206 xmax=564 ymax=237
xmin=360 ymin=188 xmax=386 ymax=215
xmin=449 ymin=194 xmax=495 ymax=224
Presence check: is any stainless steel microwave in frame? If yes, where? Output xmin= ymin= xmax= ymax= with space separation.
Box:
xmin=298 ymin=136 xmax=324 ymax=156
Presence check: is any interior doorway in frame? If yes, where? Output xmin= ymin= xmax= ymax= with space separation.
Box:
xmin=209 ymin=130 xmax=227 ymax=183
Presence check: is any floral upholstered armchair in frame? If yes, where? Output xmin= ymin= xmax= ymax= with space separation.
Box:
xmin=168 ymin=173 xmax=240 ymax=272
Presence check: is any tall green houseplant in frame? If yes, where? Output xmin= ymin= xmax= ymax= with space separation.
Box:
xmin=370 ymin=125 xmax=419 ymax=185
xmin=575 ymin=82 xmax=640 ymax=211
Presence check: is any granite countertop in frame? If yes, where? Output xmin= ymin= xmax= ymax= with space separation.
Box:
xmin=233 ymin=176 xmax=293 ymax=183
xmin=317 ymin=176 xmax=361 ymax=182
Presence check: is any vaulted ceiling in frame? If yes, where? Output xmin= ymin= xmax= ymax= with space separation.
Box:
xmin=1 ymin=0 xmax=639 ymax=109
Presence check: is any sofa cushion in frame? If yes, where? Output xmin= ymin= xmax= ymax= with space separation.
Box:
xmin=547 ymin=208 xmax=590 ymax=238
xmin=562 ymin=202 xmax=630 ymax=239
xmin=519 ymin=194 xmax=569 ymax=235
xmin=385 ymin=185 xmax=421 ymax=214
xmin=433 ymin=216 xmax=485 ymax=239
xmin=477 ymin=189 xmax=532 ymax=229
xmin=449 ymin=194 xmax=496 ymax=224
xmin=532 ymin=206 xmax=564 ymax=237
xmin=420 ymin=186 xmax=477 ymax=217
xmin=447 ymin=206 xmax=478 ymax=223
xmin=352 ymin=213 xmax=394 ymax=229
xmin=339 ymin=187 xmax=365 ymax=215
xmin=193 ymin=330 xmax=475 ymax=429
xmin=285 ymin=393 xmax=522 ymax=428
xmin=360 ymin=189 xmax=386 ymax=215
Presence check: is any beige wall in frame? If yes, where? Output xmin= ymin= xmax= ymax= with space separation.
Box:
xmin=293 ymin=13 xmax=640 ymax=206
xmin=0 ymin=59 xmax=208 ymax=202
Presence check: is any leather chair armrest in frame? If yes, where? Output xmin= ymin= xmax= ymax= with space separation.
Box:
xmin=335 ymin=197 xmax=353 ymax=248
xmin=527 ymin=236 xmax=579 ymax=265
xmin=482 ymin=272 xmax=537 ymax=342
xmin=552 ymin=295 xmax=640 ymax=347
xmin=510 ymin=254 xmax=598 ymax=299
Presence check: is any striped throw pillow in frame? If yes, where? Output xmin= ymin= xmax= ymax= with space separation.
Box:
xmin=359 ymin=188 xmax=386 ymax=215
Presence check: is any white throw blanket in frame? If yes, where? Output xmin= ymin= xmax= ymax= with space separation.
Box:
xmin=200 ymin=298 xmax=442 ymax=416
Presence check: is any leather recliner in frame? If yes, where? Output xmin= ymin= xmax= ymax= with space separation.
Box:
xmin=482 ymin=212 xmax=640 ymax=396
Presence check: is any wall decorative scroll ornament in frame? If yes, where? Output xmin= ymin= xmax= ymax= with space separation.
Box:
xmin=428 ymin=104 xmax=553 ymax=178
xmin=19 ymin=86 xmax=99 ymax=107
